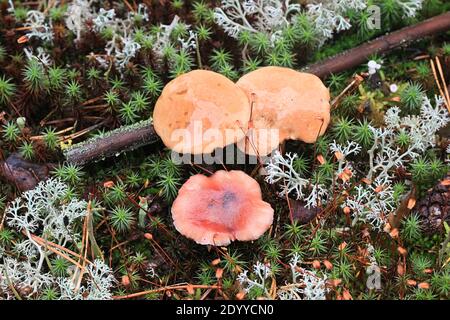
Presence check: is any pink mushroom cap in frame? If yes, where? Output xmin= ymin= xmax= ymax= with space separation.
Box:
xmin=171 ymin=170 xmax=274 ymax=246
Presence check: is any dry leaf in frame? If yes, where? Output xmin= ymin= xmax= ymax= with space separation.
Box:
xmin=211 ymin=258 xmax=221 ymax=266
xmin=334 ymin=151 xmax=344 ymax=160
xmin=216 ymin=268 xmax=224 ymax=279
xmin=17 ymin=35 xmax=29 ymax=44
xmin=389 ymin=228 xmax=399 ymax=239
xmin=338 ymin=171 xmax=351 ymax=182
xmin=323 ymin=260 xmax=333 ymax=270
xmin=121 ymin=275 xmax=130 ymax=287
xmin=329 ymin=279 xmax=342 ymax=287
xmin=144 ymin=233 xmax=153 ymax=240
xmin=407 ymin=198 xmax=416 ymax=209
xmin=342 ymin=289 xmax=353 ymax=300
xmin=103 ymin=181 xmax=115 ymax=188
xmin=418 ymin=282 xmax=430 ymax=289
xmin=338 ymin=242 xmax=347 ymax=251
xmin=236 ymin=291 xmax=246 ymax=300
xmin=362 ymin=228 xmax=371 ymax=239
xmin=407 ymin=279 xmax=417 ymax=286
xmin=397 ymin=246 xmax=407 ymax=256
xmin=397 ymin=262 xmax=405 ymax=276
xmin=312 ymin=260 xmax=321 ymax=269
xmin=186 ymin=284 xmax=195 ymax=295
xmin=317 ymin=154 xmax=326 ymax=165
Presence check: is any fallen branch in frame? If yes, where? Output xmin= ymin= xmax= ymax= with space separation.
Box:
xmin=303 ymin=11 xmax=450 ymax=78
xmin=64 ymin=119 xmax=158 ymax=165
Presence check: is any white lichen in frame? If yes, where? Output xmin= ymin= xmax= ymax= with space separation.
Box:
xmin=265 ymin=151 xmax=311 ymax=201
xmin=277 ymin=254 xmax=328 ymax=300
xmin=1 ymin=178 xmax=115 ymax=300
xmin=25 ymin=10 xmax=53 ymax=42
xmin=214 ymin=0 xmax=300 ymax=42
xmin=65 ymin=0 xmax=95 ymax=41
xmin=237 ymin=261 xmax=272 ymax=296
xmin=306 ymin=0 xmax=366 ymax=44
xmin=265 ymin=96 xmax=449 ymax=229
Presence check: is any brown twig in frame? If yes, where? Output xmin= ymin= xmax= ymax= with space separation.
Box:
xmin=64 ymin=120 xmax=158 ymax=165
xmin=303 ymin=11 xmax=450 ymax=78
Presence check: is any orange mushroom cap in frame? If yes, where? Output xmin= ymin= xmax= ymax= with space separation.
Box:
xmin=153 ymin=70 xmax=250 ymax=154
xmin=171 ymin=170 xmax=274 ymax=246
xmin=236 ymin=66 xmax=330 ymax=156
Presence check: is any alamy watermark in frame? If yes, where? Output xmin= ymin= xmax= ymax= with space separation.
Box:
xmin=366 ymin=265 xmax=382 ymax=290
xmin=367 ymin=5 xmax=382 ymax=30
xmin=169 ymin=121 xmax=279 ymax=165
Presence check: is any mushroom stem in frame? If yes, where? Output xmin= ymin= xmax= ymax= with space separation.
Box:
xmin=64 ymin=120 xmax=158 ymax=166
xmin=303 ymin=11 xmax=450 ymax=78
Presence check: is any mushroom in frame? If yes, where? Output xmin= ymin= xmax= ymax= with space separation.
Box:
xmin=235 ymin=66 xmax=331 ymax=156
xmin=171 ymin=170 xmax=274 ymax=246
xmin=153 ymin=70 xmax=251 ymax=154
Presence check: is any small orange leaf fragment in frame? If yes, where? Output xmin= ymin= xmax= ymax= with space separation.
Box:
xmin=407 ymin=279 xmax=417 ymax=286
xmin=342 ymin=289 xmax=353 ymax=300
xmin=418 ymin=282 xmax=430 ymax=289
xmin=312 ymin=260 xmax=321 ymax=269
xmin=389 ymin=228 xmax=399 ymax=239
xmin=103 ymin=181 xmax=115 ymax=188
xmin=397 ymin=246 xmax=407 ymax=256
xmin=407 ymin=198 xmax=416 ymax=209
xmin=317 ymin=154 xmax=326 ymax=165
xmin=338 ymin=171 xmax=350 ymax=182
xmin=17 ymin=35 xmax=29 ymax=44
xmin=323 ymin=260 xmax=333 ymax=270
xmin=121 ymin=275 xmax=130 ymax=287
xmin=329 ymin=279 xmax=342 ymax=287
xmin=397 ymin=263 xmax=405 ymax=276
xmin=216 ymin=268 xmax=224 ymax=279
xmin=186 ymin=284 xmax=195 ymax=295
xmin=144 ymin=233 xmax=153 ymax=240
xmin=236 ymin=291 xmax=246 ymax=300
xmin=334 ymin=151 xmax=344 ymax=160
xmin=211 ymin=258 xmax=221 ymax=266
